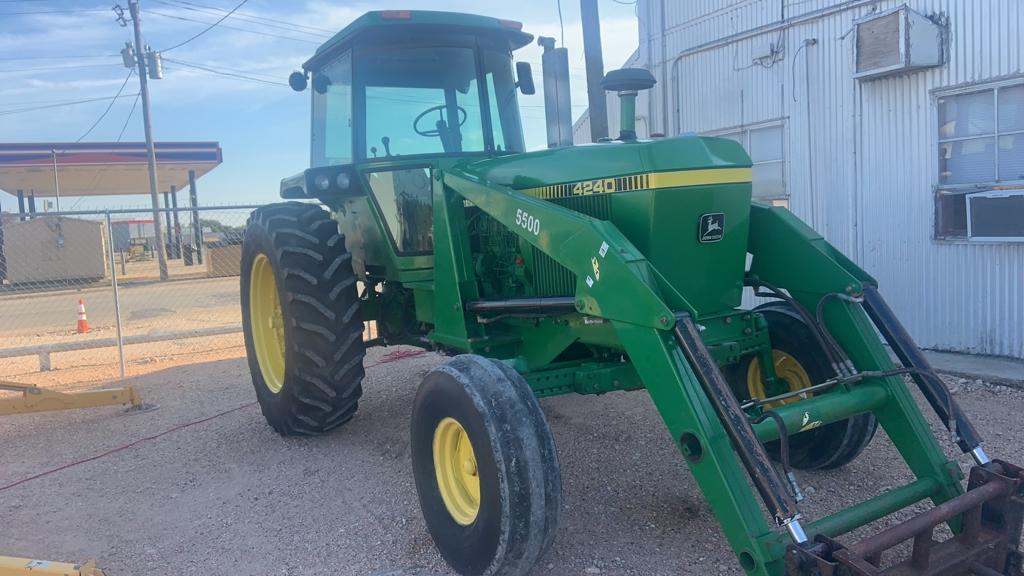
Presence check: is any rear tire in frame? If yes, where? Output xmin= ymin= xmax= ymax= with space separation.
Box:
xmin=728 ymin=303 xmax=877 ymax=470
xmin=411 ymin=355 xmax=561 ymax=576
xmin=241 ymin=201 xmax=365 ymax=436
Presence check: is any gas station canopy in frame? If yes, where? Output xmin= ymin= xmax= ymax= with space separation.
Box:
xmin=0 ymin=142 xmax=222 ymax=197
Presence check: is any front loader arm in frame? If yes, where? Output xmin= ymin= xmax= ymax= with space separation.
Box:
xmin=747 ymin=204 xmax=1024 ymax=576
xmin=749 ymin=204 xmax=985 ymax=458
xmin=435 ymin=168 xmax=806 ymax=576
xmin=748 ymin=204 xmax=975 ymax=499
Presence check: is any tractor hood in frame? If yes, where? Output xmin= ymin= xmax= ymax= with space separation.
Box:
xmin=456 ymin=136 xmax=756 ymax=315
xmin=457 ymin=135 xmax=751 ymax=194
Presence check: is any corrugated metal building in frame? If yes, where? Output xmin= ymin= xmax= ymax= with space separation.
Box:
xmin=576 ymin=0 xmax=1024 ymax=358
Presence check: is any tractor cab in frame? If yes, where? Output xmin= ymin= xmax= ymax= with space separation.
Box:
xmin=281 ymin=11 xmax=536 ymax=274
xmin=288 ymin=11 xmax=533 ymax=168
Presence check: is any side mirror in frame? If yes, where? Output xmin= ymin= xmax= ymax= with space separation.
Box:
xmin=515 ymin=61 xmax=535 ymax=95
xmin=312 ymin=74 xmax=332 ymax=95
xmin=288 ymin=71 xmax=308 ymax=92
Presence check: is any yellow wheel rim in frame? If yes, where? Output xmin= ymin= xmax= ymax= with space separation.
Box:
xmin=747 ymin=350 xmax=813 ymax=409
xmin=250 ymin=253 xmax=286 ymax=394
xmin=433 ymin=417 xmax=481 ymax=526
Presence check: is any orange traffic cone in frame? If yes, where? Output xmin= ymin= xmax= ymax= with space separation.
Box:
xmin=76 ymin=298 xmax=90 ymax=333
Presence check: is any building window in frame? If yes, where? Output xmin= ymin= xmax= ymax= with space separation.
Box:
xmin=717 ymin=123 xmax=787 ymax=203
xmin=935 ymin=81 xmax=1024 ymax=238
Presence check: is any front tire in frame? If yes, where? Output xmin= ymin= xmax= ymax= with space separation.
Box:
xmin=241 ymin=202 xmax=366 ymax=436
xmin=411 ymin=355 xmax=561 ymax=576
xmin=729 ymin=303 xmax=877 ymax=470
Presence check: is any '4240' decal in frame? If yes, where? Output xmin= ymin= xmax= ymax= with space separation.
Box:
xmin=572 ymin=178 xmax=618 ymax=196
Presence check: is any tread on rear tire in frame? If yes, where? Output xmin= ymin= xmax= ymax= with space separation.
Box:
xmin=241 ymin=201 xmax=366 ymax=436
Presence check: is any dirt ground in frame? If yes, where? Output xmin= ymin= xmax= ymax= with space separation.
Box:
xmin=1 ymin=346 xmax=1022 ymax=576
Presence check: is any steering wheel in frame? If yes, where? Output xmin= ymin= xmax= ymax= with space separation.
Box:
xmin=413 ymin=104 xmax=468 ymax=137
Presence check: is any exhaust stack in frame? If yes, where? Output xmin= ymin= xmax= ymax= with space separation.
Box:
xmin=538 ymin=36 xmax=573 ymax=148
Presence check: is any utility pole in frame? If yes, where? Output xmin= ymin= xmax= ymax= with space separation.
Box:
xmin=126 ymin=0 xmax=168 ymax=280
xmin=581 ymin=0 xmax=609 ymax=142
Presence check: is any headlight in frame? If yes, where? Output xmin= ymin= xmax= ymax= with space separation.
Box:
xmin=314 ymin=174 xmax=331 ymax=191
xmin=336 ymin=172 xmax=350 ymax=189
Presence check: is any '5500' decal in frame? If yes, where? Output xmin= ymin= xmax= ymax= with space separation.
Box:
xmin=515 ymin=208 xmax=541 ymax=235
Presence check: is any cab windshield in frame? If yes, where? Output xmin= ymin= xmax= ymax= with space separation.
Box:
xmin=359 ymin=42 xmax=523 ymax=158
xmin=310 ymin=38 xmax=524 ymax=166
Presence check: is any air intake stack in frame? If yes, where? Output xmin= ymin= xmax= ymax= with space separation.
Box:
xmin=601 ymin=68 xmax=656 ymax=141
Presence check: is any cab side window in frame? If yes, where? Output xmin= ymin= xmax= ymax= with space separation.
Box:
xmin=366 ymin=167 xmax=433 ymax=253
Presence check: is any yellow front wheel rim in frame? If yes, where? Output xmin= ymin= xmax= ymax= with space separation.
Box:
xmin=250 ymin=253 xmax=286 ymax=394
xmin=433 ymin=417 xmax=481 ymax=525
xmin=747 ymin=350 xmax=813 ymax=409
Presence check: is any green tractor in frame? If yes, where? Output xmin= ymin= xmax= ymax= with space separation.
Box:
xmin=240 ymin=10 xmax=1024 ymax=576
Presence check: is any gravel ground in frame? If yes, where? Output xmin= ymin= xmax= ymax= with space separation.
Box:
xmin=1 ymin=347 xmax=1022 ymax=575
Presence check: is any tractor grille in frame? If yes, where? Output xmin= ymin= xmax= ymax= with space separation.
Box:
xmin=529 ymin=194 xmax=612 ymax=297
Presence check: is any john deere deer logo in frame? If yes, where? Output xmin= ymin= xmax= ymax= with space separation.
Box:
xmin=699 ymin=213 xmax=725 ymax=243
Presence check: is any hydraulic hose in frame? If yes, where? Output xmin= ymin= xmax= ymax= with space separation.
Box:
xmin=751 ymin=410 xmax=803 ymax=502
xmin=747 ymin=279 xmax=851 ymax=378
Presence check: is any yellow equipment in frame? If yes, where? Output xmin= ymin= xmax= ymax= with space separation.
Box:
xmin=0 ymin=556 xmax=104 ymax=576
xmin=0 ymin=380 xmax=142 ymax=416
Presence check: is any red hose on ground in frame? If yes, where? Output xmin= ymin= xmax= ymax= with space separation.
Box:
xmin=0 ymin=348 xmax=430 ymax=493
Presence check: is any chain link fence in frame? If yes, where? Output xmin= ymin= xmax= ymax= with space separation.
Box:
xmin=0 ymin=205 xmax=262 ymax=383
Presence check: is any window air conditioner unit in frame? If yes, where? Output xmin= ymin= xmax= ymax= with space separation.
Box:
xmin=966 ymin=190 xmax=1024 ymax=242
xmin=854 ymin=5 xmax=943 ymax=80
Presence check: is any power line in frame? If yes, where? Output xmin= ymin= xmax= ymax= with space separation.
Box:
xmin=66 ymin=82 xmax=140 ymax=212
xmin=150 ymin=10 xmax=320 ymax=45
xmin=65 ymin=92 xmax=142 ymax=211
xmin=0 ymin=94 xmax=125 ymax=107
xmin=117 ymin=93 xmax=141 ymax=141
xmin=162 ymin=56 xmax=284 ymax=81
xmin=0 ymin=62 xmax=118 ymax=74
xmin=74 ymin=70 xmax=135 ymax=142
xmin=164 ymin=63 xmax=285 ymax=87
xmin=169 ymin=0 xmax=334 ymax=33
xmin=0 ymin=54 xmax=118 ymax=61
xmin=0 ymin=93 xmax=139 ymax=116
xmin=0 ymin=8 xmax=108 ymax=14
xmin=162 ymin=59 xmax=288 ymax=87
xmin=154 ymin=0 xmax=331 ymax=37
xmin=1 ymin=97 xmax=84 ymax=108
xmin=157 ymin=0 xmax=250 ymax=52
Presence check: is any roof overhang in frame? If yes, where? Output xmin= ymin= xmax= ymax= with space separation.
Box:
xmin=0 ymin=142 xmax=222 ymax=197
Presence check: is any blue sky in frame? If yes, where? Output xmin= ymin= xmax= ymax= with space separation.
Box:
xmin=0 ymin=0 xmax=639 ymax=210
